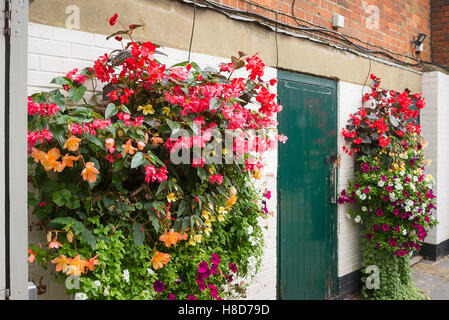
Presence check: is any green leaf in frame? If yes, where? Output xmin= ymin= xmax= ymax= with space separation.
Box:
xmin=166 ymin=118 xmax=180 ymax=131
xmin=84 ymin=134 xmax=106 ymax=150
xmin=131 ymin=152 xmax=145 ymax=169
xmin=112 ymin=159 xmax=125 ymax=172
xmin=156 ymin=180 xmax=168 ymax=196
xmin=48 ymin=89 xmax=66 ymax=112
xmin=132 ymin=222 xmax=145 ymax=247
xmin=51 ymin=76 xmax=72 ymax=86
xmin=68 ymin=86 xmax=87 ymax=103
xmin=197 ymin=167 xmax=207 ymax=181
xmin=105 ymin=103 xmax=119 ymax=119
xmin=181 ymin=217 xmax=190 ymax=233
xmin=147 ymin=212 xmax=159 ymax=232
xmin=48 ymin=123 xmax=67 ymax=148
xmin=81 ymin=229 xmax=97 ymax=250
xmin=177 ymin=200 xmax=187 ymax=216
xmin=173 ymin=219 xmax=182 ymax=232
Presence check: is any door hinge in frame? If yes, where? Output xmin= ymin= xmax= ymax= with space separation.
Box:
xmin=3 ymin=0 xmax=12 ymax=36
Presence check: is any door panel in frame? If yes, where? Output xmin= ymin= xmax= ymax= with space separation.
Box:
xmin=277 ymin=71 xmax=337 ymax=300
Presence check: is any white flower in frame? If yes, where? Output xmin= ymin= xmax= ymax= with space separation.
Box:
xmin=356 ymin=190 xmax=362 ymax=197
xmin=248 ymin=236 xmax=256 ymax=246
xmin=378 ymin=180 xmax=385 ymax=187
xmin=402 ymin=229 xmax=407 ymax=236
xmin=399 ymin=170 xmax=406 ymax=176
xmin=389 ymin=193 xmax=396 ymax=202
xmin=75 ymin=292 xmax=88 ymax=300
xmin=354 ymin=215 xmax=361 ymax=223
xmin=247 ymin=225 xmax=254 ymax=235
xmin=395 ymin=183 xmax=403 ymax=191
xmin=362 ymin=206 xmax=367 ymax=212
xmin=103 ymin=286 xmax=110 ymax=296
xmin=413 ymin=176 xmax=418 ymax=182
xmin=93 ymin=280 xmax=101 ymax=288
xmin=359 ymin=193 xmax=367 ymax=201
xmin=123 ymin=269 xmax=130 ymax=283
xmin=147 ymin=268 xmax=155 ymax=275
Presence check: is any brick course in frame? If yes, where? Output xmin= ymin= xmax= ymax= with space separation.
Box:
xmin=212 ymin=0 xmax=432 ymax=64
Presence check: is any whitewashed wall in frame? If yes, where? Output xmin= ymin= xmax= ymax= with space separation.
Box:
xmin=422 ymin=71 xmax=449 ymax=246
xmin=337 ymin=81 xmax=370 ymax=277
xmin=27 ymin=22 xmax=278 ymax=300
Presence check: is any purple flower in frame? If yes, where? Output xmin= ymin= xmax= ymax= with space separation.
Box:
xmin=372 ymin=166 xmax=378 ymax=171
xmin=175 ymin=276 xmax=183 ymax=285
xmin=187 ymin=295 xmax=197 ymax=300
xmin=211 ymin=253 xmax=220 ymax=265
xmin=385 ymin=185 xmax=393 ymax=192
xmin=210 ymin=263 xmax=218 ymax=275
xmin=153 ymin=280 xmax=165 ymax=293
xmin=373 ymin=224 xmax=379 ymax=232
xmin=229 ymin=263 xmax=238 ymax=273
xmin=375 ymin=208 xmax=383 ymax=217
xmin=198 ymin=260 xmax=209 ymax=274
xmin=363 ymin=186 xmax=370 ymax=193
xmin=366 ymin=233 xmax=373 ymax=240
xmin=208 ymin=284 xmax=218 ymax=299
xmin=168 ymin=293 xmax=176 ymax=300
xmin=381 ymin=175 xmax=387 ymax=182
xmin=393 ymin=208 xmax=400 ymax=216
xmin=397 ymin=250 xmax=406 ymax=257
xmin=389 ymin=238 xmax=397 ymax=247
xmin=362 ymin=163 xmax=370 ymax=172
xmin=381 ymin=224 xmax=390 ymax=231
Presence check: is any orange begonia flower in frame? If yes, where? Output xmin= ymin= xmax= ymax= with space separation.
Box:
xmin=63 ymin=136 xmax=82 ymax=152
xmin=51 ymin=255 xmax=71 ymax=273
xmin=41 ymin=147 xmax=63 ymax=172
xmin=62 ymin=154 xmax=79 ymax=168
xmin=226 ymin=194 xmax=237 ymax=208
xmin=27 ymin=248 xmax=36 ymax=263
xmin=122 ymin=139 xmax=137 ymax=155
xmin=159 ymin=229 xmax=182 ymax=248
xmin=151 ymin=136 xmax=163 ymax=146
xmin=87 ymin=255 xmax=99 ymax=271
xmin=137 ymin=141 xmax=145 ymax=151
xmin=31 ymin=148 xmax=47 ymax=163
xmin=66 ymin=255 xmax=88 ymax=276
xmin=48 ymin=239 xmax=63 ymax=249
xmin=81 ymin=162 xmax=99 ymax=183
xmin=151 ymin=251 xmax=171 ymax=270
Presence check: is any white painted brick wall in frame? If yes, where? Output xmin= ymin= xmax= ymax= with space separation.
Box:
xmin=337 ymin=81 xmax=370 ymax=277
xmin=422 ymin=71 xmax=449 ymax=245
xmin=27 ymin=23 xmax=277 ymax=300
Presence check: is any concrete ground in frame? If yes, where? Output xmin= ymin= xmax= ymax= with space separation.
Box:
xmin=412 ymin=255 xmax=449 ymax=300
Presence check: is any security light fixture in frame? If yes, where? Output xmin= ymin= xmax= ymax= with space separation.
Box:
xmin=411 ymin=33 xmax=427 ymax=52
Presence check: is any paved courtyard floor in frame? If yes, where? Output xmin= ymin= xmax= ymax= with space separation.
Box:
xmin=412 ymin=255 xmax=449 ymax=300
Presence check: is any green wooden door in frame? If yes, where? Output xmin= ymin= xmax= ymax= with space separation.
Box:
xmin=277 ymin=70 xmax=338 ymax=300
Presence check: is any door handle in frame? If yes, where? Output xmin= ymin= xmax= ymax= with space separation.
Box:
xmin=326 ymin=153 xmax=339 ymax=204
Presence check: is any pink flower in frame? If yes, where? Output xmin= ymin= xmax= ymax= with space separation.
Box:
xmin=209 ymin=175 xmax=223 ymax=185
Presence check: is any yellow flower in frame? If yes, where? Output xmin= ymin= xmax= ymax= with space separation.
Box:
xmin=202 ymin=210 xmax=210 ymax=219
xmin=204 ymin=219 xmax=212 ymax=227
xmin=167 ymin=193 xmax=176 ymax=203
xmin=188 ymin=237 xmax=196 ymax=246
xmin=217 ymin=207 xmax=228 ymax=215
xmin=217 ymin=214 xmax=224 ymax=222
xmin=162 ymin=107 xmax=171 ymax=116
xmin=204 ymin=227 xmax=212 ymax=236
xmin=252 ymin=168 xmax=262 ymax=179
xmin=138 ymin=104 xmax=155 ymax=115
xmin=194 ymin=234 xmax=203 ymax=243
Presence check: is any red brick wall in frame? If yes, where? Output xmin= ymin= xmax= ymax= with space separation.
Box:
xmin=432 ymin=0 xmax=449 ymax=66
xmin=212 ymin=0 xmax=432 ymax=63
